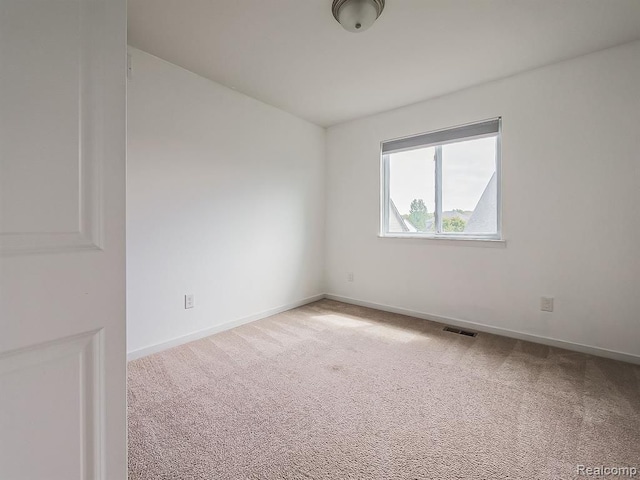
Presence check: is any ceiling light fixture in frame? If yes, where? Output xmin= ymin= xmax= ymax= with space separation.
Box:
xmin=332 ymin=0 xmax=385 ymax=33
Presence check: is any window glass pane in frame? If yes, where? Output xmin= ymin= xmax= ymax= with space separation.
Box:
xmin=388 ymin=147 xmax=435 ymax=233
xmin=441 ymin=136 xmax=497 ymax=234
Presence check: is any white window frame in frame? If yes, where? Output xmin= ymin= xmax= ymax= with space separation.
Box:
xmin=380 ymin=118 xmax=502 ymax=241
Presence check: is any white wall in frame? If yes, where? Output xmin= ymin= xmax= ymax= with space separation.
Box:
xmin=325 ymin=41 xmax=640 ymax=359
xmin=127 ymin=48 xmax=325 ymax=355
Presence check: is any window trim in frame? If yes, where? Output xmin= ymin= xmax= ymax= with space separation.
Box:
xmin=379 ymin=117 xmax=502 ymax=241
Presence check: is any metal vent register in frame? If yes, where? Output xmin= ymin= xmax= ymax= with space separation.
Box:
xmin=443 ymin=326 xmax=478 ymax=337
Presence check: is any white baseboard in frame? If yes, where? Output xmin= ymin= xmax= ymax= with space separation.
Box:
xmin=325 ymin=293 xmax=640 ymax=365
xmin=127 ymin=294 xmax=325 ymax=361
xmin=127 ymin=291 xmax=640 ymax=365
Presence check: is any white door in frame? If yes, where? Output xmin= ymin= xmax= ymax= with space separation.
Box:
xmin=0 ymin=0 xmax=127 ymax=478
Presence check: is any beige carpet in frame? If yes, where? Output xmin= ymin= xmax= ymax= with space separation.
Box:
xmin=128 ymin=300 xmax=640 ymax=479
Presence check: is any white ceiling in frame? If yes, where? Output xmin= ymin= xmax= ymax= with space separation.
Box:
xmin=128 ymin=0 xmax=640 ymax=127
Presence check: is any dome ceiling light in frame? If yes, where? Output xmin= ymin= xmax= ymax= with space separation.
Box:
xmin=332 ymin=0 xmax=385 ymax=33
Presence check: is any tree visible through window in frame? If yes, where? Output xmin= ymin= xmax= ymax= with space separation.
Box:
xmin=407 ymin=199 xmax=428 ymax=231
xmin=381 ymin=119 xmax=501 ymax=239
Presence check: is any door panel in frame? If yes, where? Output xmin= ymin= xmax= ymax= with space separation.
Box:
xmin=0 ymin=332 xmax=102 ymax=479
xmin=0 ymin=0 xmax=126 ymax=478
xmin=0 ymin=0 xmax=108 ymax=254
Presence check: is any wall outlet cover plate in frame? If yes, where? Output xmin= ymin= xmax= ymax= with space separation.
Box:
xmin=185 ymin=294 xmax=195 ymax=309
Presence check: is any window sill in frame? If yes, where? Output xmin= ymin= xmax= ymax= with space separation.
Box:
xmin=378 ymin=234 xmax=506 ymax=248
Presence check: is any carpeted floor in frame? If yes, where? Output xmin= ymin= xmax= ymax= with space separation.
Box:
xmin=128 ymin=299 xmax=640 ymax=480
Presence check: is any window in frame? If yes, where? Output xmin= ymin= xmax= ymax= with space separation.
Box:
xmin=381 ymin=118 xmax=501 ymax=240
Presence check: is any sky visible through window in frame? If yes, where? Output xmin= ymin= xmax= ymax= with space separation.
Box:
xmin=389 ymin=136 xmax=496 ymax=216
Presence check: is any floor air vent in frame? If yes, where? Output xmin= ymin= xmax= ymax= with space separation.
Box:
xmin=443 ymin=326 xmax=478 ymax=337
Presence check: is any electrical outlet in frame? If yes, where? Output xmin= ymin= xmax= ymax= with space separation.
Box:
xmin=540 ymin=297 xmax=554 ymax=312
xmin=347 ymin=272 xmax=354 ymax=282
xmin=185 ymin=294 xmax=194 ymax=309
